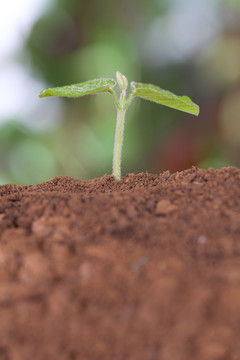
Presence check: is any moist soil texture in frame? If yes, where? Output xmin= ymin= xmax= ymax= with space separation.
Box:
xmin=0 ymin=166 xmax=240 ymax=360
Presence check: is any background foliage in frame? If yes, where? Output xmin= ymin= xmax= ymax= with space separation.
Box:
xmin=1 ymin=0 xmax=240 ymax=184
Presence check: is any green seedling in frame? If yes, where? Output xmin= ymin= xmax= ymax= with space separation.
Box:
xmin=39 ymin=71 xmax=199 ymax=180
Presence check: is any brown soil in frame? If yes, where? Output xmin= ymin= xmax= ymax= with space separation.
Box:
xmin=0 ymin=167 xmax=240 ymax=360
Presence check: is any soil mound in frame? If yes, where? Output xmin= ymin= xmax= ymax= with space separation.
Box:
xmin=0 ymin=167 xmax=240 ymax=359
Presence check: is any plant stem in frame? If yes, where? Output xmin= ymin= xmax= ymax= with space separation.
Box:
xmin=112 ymin=71 xmax=129 ymax=180
xmin=112 ymin=106 xmax=126 ymax=180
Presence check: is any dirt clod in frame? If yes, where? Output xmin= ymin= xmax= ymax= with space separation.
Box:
xmin=155 ymin=199 xmax=178 ymax=216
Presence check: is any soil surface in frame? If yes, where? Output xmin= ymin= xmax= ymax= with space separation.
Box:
xmin=0 ymin=167 xmax=240 ymax=360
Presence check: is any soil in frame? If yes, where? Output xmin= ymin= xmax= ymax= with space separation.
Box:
xmin=0 ymin=166 xmax=240 ymax=360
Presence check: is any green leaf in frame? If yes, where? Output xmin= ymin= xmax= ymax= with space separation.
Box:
xmin=131 ymin=82 xmax=199 ymax=116
xmin=39 ymin=78 xmax=116 ymax=98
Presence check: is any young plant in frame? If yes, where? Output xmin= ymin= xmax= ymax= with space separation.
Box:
xmin=39 ymin=71 xmax=199 ymax=180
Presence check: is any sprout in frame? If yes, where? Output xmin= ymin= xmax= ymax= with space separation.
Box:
xmin=39 ymin=71 xmax=199 ymax=180
xmin=116 ymin=71 xmax=128 ymax=92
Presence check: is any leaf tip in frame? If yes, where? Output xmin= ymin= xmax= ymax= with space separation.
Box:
xmin=193 ymin=104 xmax=200 ymax=116
xmin=39 ymin=89 xmax=54 ymax=98
xmin=39 ymin=89 xmax=47 ymax=98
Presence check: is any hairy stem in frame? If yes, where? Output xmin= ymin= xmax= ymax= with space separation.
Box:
xmin=112 ymin=71 xmax=131 ymax=180
xmin=112 ymin=107 xmax=126 ymax=180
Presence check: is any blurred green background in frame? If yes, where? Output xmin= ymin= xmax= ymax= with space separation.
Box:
xmin=1 ymin=0 xmax=240 ymax=184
